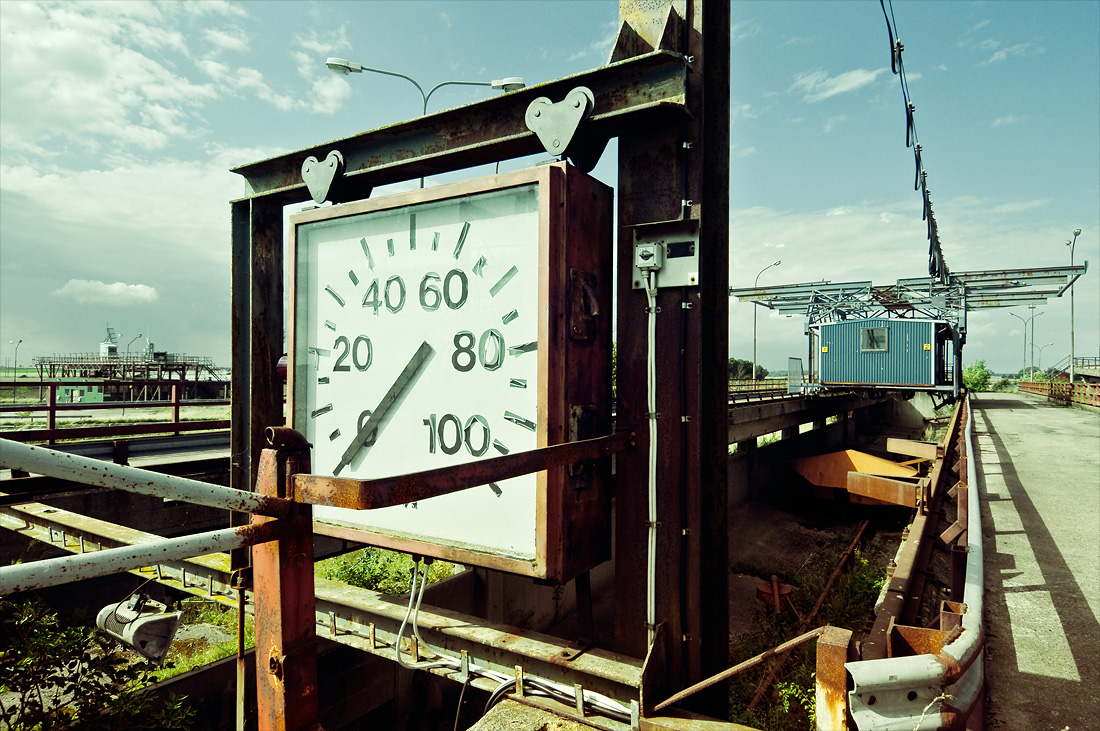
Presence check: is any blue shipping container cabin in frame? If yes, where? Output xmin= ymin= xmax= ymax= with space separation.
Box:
xmin=818 ymin=318 xmax=955 ymax=391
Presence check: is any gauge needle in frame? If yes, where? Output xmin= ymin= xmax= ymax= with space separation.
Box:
xmin=333 ymin=340 xmax=435 ymax=476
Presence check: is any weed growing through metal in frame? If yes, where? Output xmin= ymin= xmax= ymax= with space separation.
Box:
xmin=152 ymin=600 xmax=254 ymax=682
xmin=316 ymin=546 xmax=455 ymax=595
xmin=728 ymin=526 xmax=888 ymax=730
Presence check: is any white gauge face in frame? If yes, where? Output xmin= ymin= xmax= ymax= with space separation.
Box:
xmin=291 ymin=184 xmax=541 ymax=559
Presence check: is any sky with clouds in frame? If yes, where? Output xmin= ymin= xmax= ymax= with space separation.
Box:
xmin=0 ymin=0 xmax=1097 ymax=376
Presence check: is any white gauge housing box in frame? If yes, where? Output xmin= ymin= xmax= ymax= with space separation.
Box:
xmin=288 ymin=164 xmax=612 ymax=581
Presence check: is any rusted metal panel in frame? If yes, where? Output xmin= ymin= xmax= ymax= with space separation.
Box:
xmin=846 ymin=472 xmax=922 ymax=508
xmin=231 ymin=51 xmax=688 ymax=201
xmin=252 ymin=446 xmax=319 ymax=731
xmin=816 ymin=626 xmax=854 ymax=730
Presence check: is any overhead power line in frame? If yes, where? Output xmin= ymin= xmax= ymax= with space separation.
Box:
xmin=879 ymin=0 xmax=950 ymax=283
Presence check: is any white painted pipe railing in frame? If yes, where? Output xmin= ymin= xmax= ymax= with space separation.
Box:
xmin=0 ymin=521 xmax=284 ymax=595
xmin=0 ymin=438 xmax=288 ymax=517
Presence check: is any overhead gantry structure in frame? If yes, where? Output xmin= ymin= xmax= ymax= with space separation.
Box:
xmin=731 ymin=264 xmax=1088 ymax=404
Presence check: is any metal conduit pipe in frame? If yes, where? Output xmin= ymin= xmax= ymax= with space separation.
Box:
xmin=0 ymin=438 xmax=290 ymax=517
xmin=0 ymin=521 xmax=285 ymax=595
xmin=845 ymin=397 xmax=984 ymax=730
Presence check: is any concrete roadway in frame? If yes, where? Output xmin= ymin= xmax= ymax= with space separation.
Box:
xmin=971 ymin=391 xmax=1099 ymax=730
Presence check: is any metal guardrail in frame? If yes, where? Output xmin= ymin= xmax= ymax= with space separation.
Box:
xmin=838 ymin=396 xmax=983 ymax=730
xmin=1018 ymin=380 xmax=1100 ymax=406
xmin=0 ymin=379 xmax=228 ymax=444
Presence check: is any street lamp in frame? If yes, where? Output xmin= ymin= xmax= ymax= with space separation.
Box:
xmin=752 ymin=260 xmax=781 ymax=383
xmin=1067 ymin=228 xmax=1082 ymax=383
xmin=325 ymin=58 xmax=524 ymax=187
xmin=1009 ymin=308 xmax=1042 ymax=380
xmin=8 ymin=339 xmax=21 ymax=379
xmin=127 ymin=334 xmax=143 ymax=356
xmin=1033 ymin=341 xmax=1054 ymax=375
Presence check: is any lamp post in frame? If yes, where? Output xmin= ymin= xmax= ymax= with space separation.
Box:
xmin=8 ymin=339 xmax=20 ymax=377
xmin=752 ymin=260 xmax=781 ymax=383
xmin=1033 ymin=341 xmax=1054 ymax=376
xmin=1009 ymin=308 xmax=1042 ymax=380
xmin=127 ymin=334 xmax=142 ymax=357
xmin=1067 ymin=228 xmax=1081 ymax=383
xmin=325 ymin=58 xmax=524 ymax=187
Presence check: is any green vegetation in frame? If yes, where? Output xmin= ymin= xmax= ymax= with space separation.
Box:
xmin=729 ymin=358 xmax=769 ymax=380
xmin=152 ymin=600 xmax=253 ymax=683
xmin=961 ymin=360 xmax=1014 ymax=393
xmin=316 ymin=547 xmax=455 ymax=595
xmin=0 ymin=598 xmax=195 ymax=730
xmin=727 ymin=529 xmax=888 ymax=730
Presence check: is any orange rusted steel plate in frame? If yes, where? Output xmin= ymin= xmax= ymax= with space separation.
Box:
xmin=790 ymin=449 xmax=917 ymax=490
xmin=846 ymin=472 xmax=921 ymax=507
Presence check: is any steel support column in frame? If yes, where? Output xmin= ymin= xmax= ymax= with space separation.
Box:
xmin=613 ymin=0 xmax=729 ymax=716
xmin=252 ymin=443 xmax=319 ymax=731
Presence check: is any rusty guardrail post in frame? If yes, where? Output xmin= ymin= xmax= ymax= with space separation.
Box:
xmin=47 ymin=383 xmax=57 ymax=444
xmin=816 ymin=626 xmax=855 ymax=730
xmin=252 ymin=428 xmax=319 ymax=731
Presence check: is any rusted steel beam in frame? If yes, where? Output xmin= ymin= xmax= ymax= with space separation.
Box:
xmin=886 ymin=437 xmax=941 ymax=460
xmin=290 ymin=431 xmax=633 ymax=510
xmin=746 ymin=520 xmax=869 ymax=712
xmin=252 ymin=444 xmax=319 ymax=731
xmin=652 ymin=628 xmax=827 ymax=712
xmin=231 ymin=51 xmax=688 ymax=201
xmin=863 ymin=399 xmax=965 ymax=660
xmin=846 ymin=472 xmax=924 ymax=508
xmin=2 ymin=420 xmax=230 ymax=442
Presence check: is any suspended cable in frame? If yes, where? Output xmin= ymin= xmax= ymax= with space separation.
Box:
xmin=879 ymin=0 xmax=950 ymax=282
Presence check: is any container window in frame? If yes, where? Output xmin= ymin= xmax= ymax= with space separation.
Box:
xmin=860 ymin=327 xmax=888 ymax=352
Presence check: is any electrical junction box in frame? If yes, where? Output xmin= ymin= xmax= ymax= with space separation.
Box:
xmin=631 ymin=218 xmax=700 ymax=289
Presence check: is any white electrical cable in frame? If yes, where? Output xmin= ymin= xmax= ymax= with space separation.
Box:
xmin=398 ymin=560 xmax=633 ymax=720
xmin=395 ymin=562 xmax=453 ymax=671
xmin=645 ymin=270 xmax=659 ymax=648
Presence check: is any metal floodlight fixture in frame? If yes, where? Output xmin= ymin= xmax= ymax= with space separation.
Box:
xmin=491 ymin=77 xmax=525 ymax=92
xmin=96 ymin=593 xmax=181 ymax=665
xmin=326 ymin=57 xmax=361 ymax=75
xmin=1073 ymin=228 xmax=1082 ymax=237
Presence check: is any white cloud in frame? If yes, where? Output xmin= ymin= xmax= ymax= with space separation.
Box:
xmin=55 ymin=279 xmax=159 ymax=305
xmin=790 ymin=67 xmax=888 ymax=103
xmin=993 ymin=200 xmax=1049 ymax=214
xmin=294 ymin=27 xmax=350 ymax=56
xmin=567 ymin=21 xmax=618 ymax=63
xmin=992 ymin=115 xmax=1020 ymax=127
xmin=0 ymin=1 xmax=218 ymax=154
xmin=983 ymin=43 xmax=1045 ymax=65
xmin=731 ymin=21 xmax=762 ymax=41
xmin=823 ymin=114 xmax=847 ymax=133
xmin=203 ymin=27 xmax=249 ymax=53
